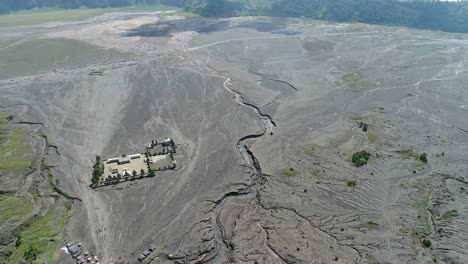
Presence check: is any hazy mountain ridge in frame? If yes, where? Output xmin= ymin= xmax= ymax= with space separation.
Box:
xmin=1 ymin=0 xmax=468 ymax=32
xmin=184 ymin=0 xmax=468 ymax=32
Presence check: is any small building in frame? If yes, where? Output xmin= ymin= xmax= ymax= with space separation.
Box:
xmin=69 ymin=245 xmax=79 ymax=255
xmin=161 ymin=138 xmax=174 ymax=147
xmin=106 ymin=158 xmax=119 ymax=164
xmin=118 ymin=157 xmax=130 ymax=165
xmin=146 ymin=138 xmax=176 ymax=156
xmin=129 ymin=154 xmax=141 ymax=159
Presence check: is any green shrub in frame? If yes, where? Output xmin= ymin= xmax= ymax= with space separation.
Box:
xmin=282 ymin=168 xmax=297 ymax=176
xmin=422 ymin=239 xmax=432 ymax=248
xmin=24 ymin=246 xmax=38 ymax=262
xmin=304 ymin=148 xmax=316 ymax=156
xmin=346 ymin=179 xmax=357 ymax=187
xmin=400 ymin=148 xmax=415 ymax=157
xmin=361 ymin=221 xmax=379 ymax=230
xmin=419 ymin=153 xmax=428 ymax=163
xmin=352 ymin=151 xmax=371 ymax=167
xmin=442 ymin=209 xmax=459 ymax=220
xmin=362 ymin=123 xmax=368 ymax=132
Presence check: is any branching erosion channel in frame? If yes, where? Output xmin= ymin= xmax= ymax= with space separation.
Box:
xmin=203 ymin=78 xmax=278 ymax=262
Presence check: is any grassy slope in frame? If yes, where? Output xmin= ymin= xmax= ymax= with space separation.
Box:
xmin=0 ymin=197 xmax=33 ymax=226
xmin=6 ymin=202 xmax=73 ymax=264
xmin=0 ymin=113 xmax=73 ymax=263
xmin=0 ymin=113 xmax=33 ymax=170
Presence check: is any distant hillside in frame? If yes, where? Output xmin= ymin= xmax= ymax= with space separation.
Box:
xmin=1 ymin=0 xmax=468 ymax=33
xmin=183 ymin=0 xmax=468 ymax=33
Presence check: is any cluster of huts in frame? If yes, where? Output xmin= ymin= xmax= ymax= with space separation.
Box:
xmin=146 ymin=138 xmax=176 ymax=156
xmin=91 ymin=138 xmax=177 ymax=188
xmin=138 ymin=244 xmax=156 ymax=262
xmin=66 ymin=242 xmax=99 ymax=264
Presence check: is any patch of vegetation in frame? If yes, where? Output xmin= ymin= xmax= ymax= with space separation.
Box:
xmin=343 ymin=72 xmax=362 ymax=82
xmin=400 ymin=148 xmax=417 ymax=158
xmin=350 ymin=81 xmax=379 ymax=92
xmin=367 ymin=133 xmax=377 ymax=143
xmin=304 ymin=147 xmax=315 ymax=156
xmin=411 ymin=191 xmax=432 ymax=235
xmin=352 ymin=151 xmax=371 ymax=167
xmin=400 ymin=226 xmax=409 ymax=234
xmin=360 ymin=221 xmax=379 ymax=230
xmin=399 ymin=149 xmax=428 ymax=163
xmin=311 ymin=169 xmax=320 ymax=176
xmin=442 ymin=209 xmax=459 ymax=220
xmin=0 ymin=113 xmax=33 ymax=170
xmin=346 ymin=179 xmax=357 ymax=187
xmin=282 ymin=168 xmax=297 ymax=177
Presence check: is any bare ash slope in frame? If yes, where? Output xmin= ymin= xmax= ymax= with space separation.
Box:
xmin=1 ymin=13 xmax=467 ymax=264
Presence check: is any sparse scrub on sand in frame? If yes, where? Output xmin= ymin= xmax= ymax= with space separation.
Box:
xmin=304 ymin=147 xmax=315 ymax=156
xmin=442 ymin=209 xmax=459 ymax=220
xmin=400 ymin=226 xmax=409 ymax=234
xmin=346 ymin=179 xmax=357 ymax=187
xmin=360 ymin=221 xmax=379 ymax=230
xmin=399 ymin=149 xmax=428 ymax=163
xmin=367 ymin=133 xmax=377 ymax=143
xmin=411 ymin=191 xmax=432 ymax=235
xmin=352 ymin=151 xmax=371 ymax=167
xmin=400 ymin=148 xmax=416 ymax=157
xmin=282 ymin=168 xmax=297 ymax=176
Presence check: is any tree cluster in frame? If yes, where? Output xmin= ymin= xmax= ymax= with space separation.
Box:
xmin=91 ymin=155 xmax=103 ymax=185
xmin=352 ymin=150 xmax=371 ymax=167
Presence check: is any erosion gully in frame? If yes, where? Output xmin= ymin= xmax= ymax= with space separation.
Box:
xmin=205 ymin=78 xmax=277 ymax=263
